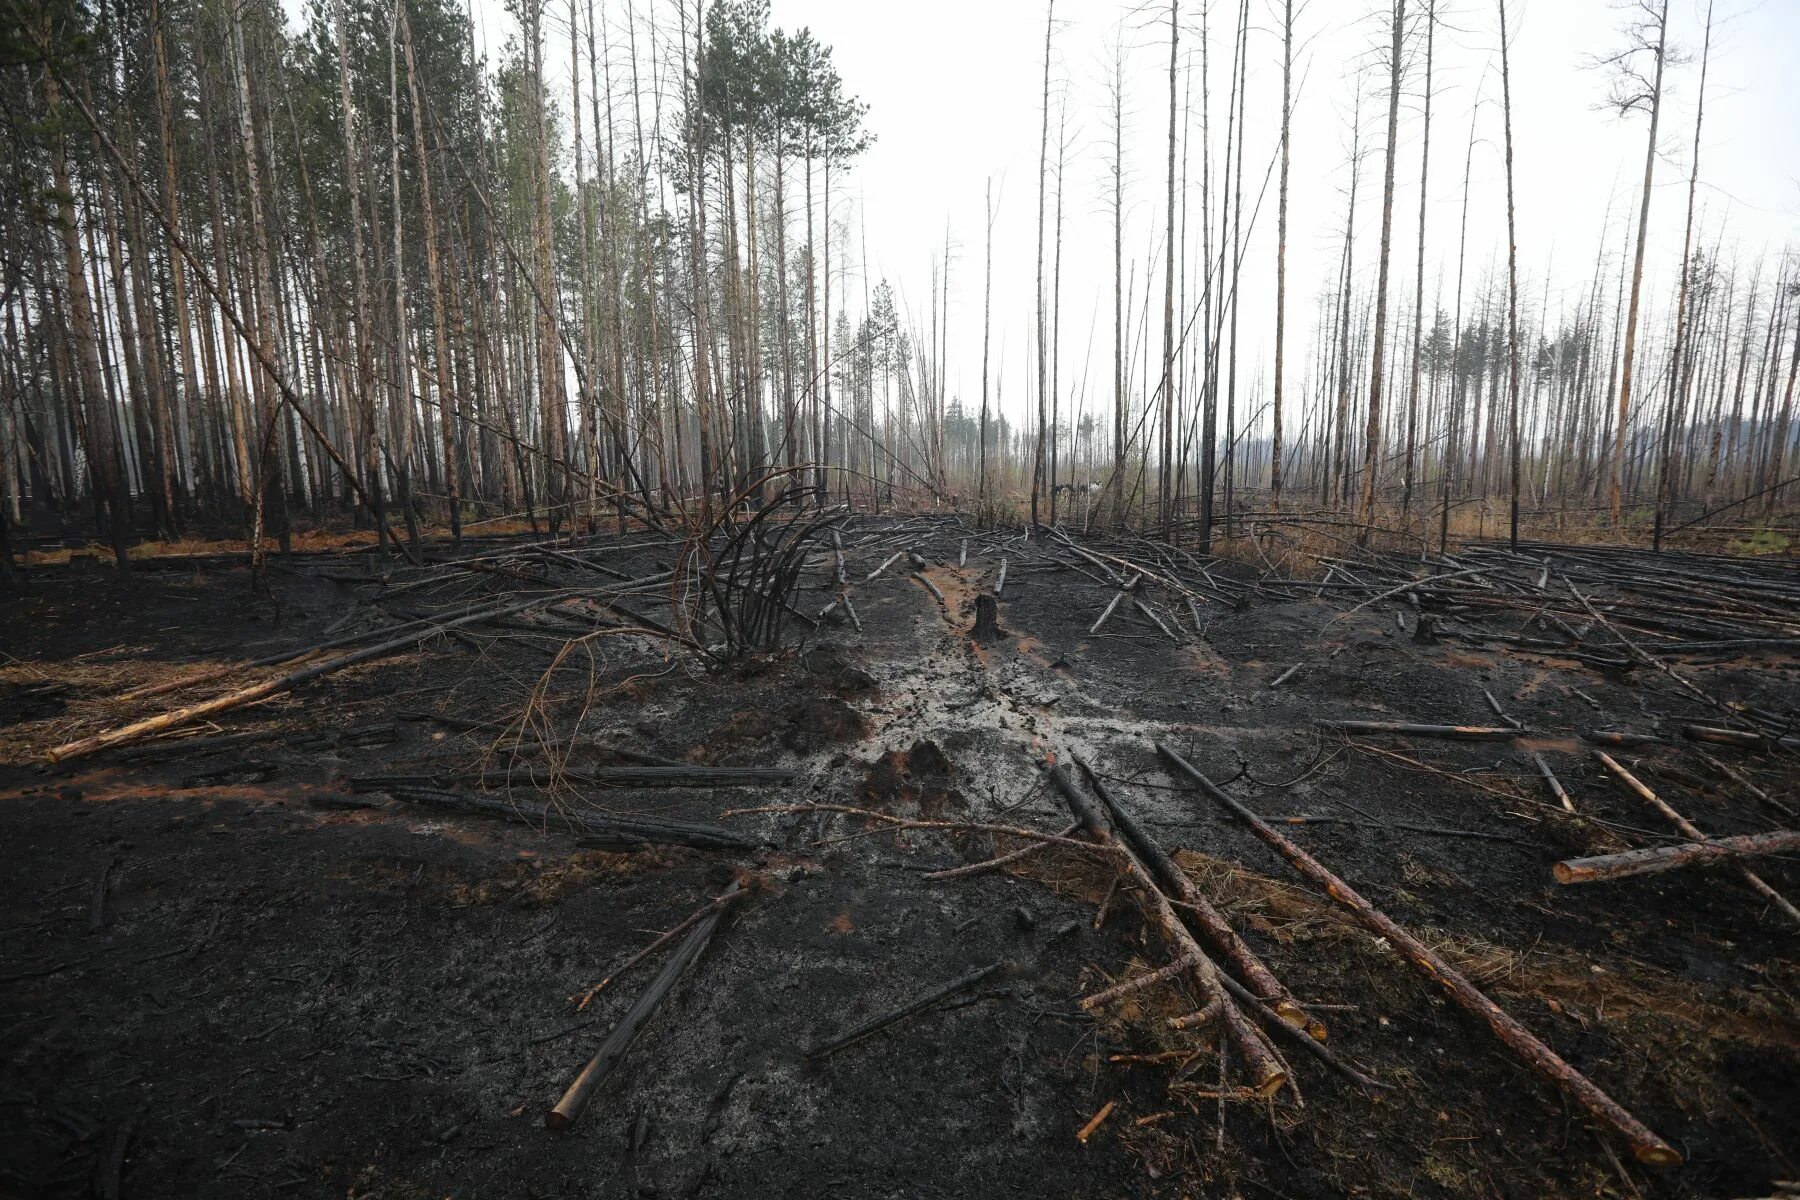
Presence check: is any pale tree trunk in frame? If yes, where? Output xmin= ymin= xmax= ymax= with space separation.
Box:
xmin=1609 ymin=0 xmax=1670 ymax=525
xmin=1356 ymin=0 xmax=1404 ymax=539
xmin=1271 ymin=0 xmax=1293 ymax=511
xmin=1031 ymin=0 xmax=1054 ymax=533
xmin=1402 ymin=0 xmax=1434 ymax=522
xmin=1655 ymin=0 xmax=1711 ymax=532
xmin=1157 ymin=0 xmax=1178 ymax=538
xmin=1498 ymin=0 xmax=1522 ymax=548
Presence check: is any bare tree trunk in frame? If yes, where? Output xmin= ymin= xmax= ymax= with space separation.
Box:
xmin=1402 ymin=0 xmax=1435 ymax=523
xmin=1498 ymin=0 xmax=1522 ymax=548
xmin=1609 ymin=0 xmax=1670 ymax=526
xmin=1356 ymin=0 xmax=1405 ymax=540
xmin=1271 ymin=0 xmax=1293 ymax=511
xmin=1031 ymin=0 xmax=1054 ymax=533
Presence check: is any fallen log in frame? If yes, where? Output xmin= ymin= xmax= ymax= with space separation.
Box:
xmin=805 ymin=960 xmax=1006 ymax=1060
xmin=376 ymin=765 xmax=794 ymax=790
xmin=1072 ymin=755 xmax=1320 ymax=1038
xmin=1045 ymin=762 xmax=1288 ymax=1098
xmin=1593 ymin=752 xmax=1799 ymax=926
xmin=1155 ymin=740 xmax=1681 ymax=1168
xmin=1316 ymin=720 xmax=1519 ymax=741
xmin=547 ymin=886 xmax=738 ymax=1130
xmin=46 ymin=594 xmax=563 ymax=762
xmin=1553 ymin=830 xmax=1800 ymax=884
xmin=382 ymin=786 xmax=758 ymax=851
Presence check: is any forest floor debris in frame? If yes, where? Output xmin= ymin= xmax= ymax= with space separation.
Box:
xmin=2 ymin=513 xmax=1796 ymax=1198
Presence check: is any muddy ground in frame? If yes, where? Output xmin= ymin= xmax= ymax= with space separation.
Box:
xmin=2 ymin=518 xmax=1796 ymax=1199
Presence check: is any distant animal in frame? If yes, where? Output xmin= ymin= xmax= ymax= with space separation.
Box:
xmin=1051 ymin=482 xmax=1102 ymax=498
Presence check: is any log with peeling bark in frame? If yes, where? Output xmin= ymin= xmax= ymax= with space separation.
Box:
xmin=547 ymin=886 xmax=738 ymax=1130
xmin=1553 ymin=830 xmax=1800 ymax=884
xmin=1155 ymin=740 xmax=1682 ymax=1168
xmin=1044 ymin=762 xmax=1288 ymax=1098
xmin=46 ymin=593 xmax=566 ymax=762
xmin=1072 ymin=755 xmax=1322 ymax=1039
xmin=1593 ymin=751 xmax=1799 ymax=926
xmin=1316 ymin=720 xmax=1519 ymax=741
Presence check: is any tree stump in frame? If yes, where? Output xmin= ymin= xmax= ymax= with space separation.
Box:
xmin=972 ymin=594 xmax=1001 ymax=643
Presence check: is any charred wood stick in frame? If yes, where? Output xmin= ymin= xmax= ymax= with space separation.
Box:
xmin=1261 ymin=814 xmax=1529 ymax=845
xmin=456 ymin=765 xmax=796 ymax=789
xmin=1483 ymin=689 xmax=1523 ymax=729
xmin=47 ymin=594 xmax=565 ymax=762
xmin=1316 ymin=720 xmax=1519 ymax=741
xmin=1553 ymin=830 xmax=1800 ymax=884
xmin=1268 ymin=664 xmax=1302 ymax=689
xmin=1089 ymin=589 xmax=1129 ymax=635
xmin=573 ymin=886 xmax=747 ymax=1010
xmin=1047 ymin=764 xmax=1109 ymax=838
xmin=816 ymin=551 xmax=906 ymax=622
xmin=805 ymin=960 xmax=1007 ymax=1060
xmin=1080 ymin=955 xmax=1201 ymax=1010
xmin=1322 ymin=566 xmax=1496 ymax=630
xmin=1694 ymin=750 xmax=1795 ymax=819
xmin=1155 ymin=741 xmax=1681 ymax=1167
xmin=114 ymin=613 xmax=445 ymax=702
xmin=924 ymin=822 xmax=1081 ymax=879
xmin=1134 ymin=600 xmax=1181 ymax=643
xmin=1073 ymin=755 xmax=1319 ymax=1038
xmin=912 ymin=570 xmax=946 ymax=604
xmin=1593 ymin=752 xmax=1799 ymax=926
xmin=1682 ymin=725 xmax=1800 ymax=752
xmin=546 ymin=888 xmax=737 ymax=1130
xmin=1582 ymin=730 xmax=1670 ymax=749
xmin=1045 ymin=762 xmax=1287 ymax=1097
xmin=382 ymin=786 xmax=757 ymax=851
xmin=1206 ymin=961 xmax=1390 ymax=1091
xmin=1531 ymin=753 xmax=1576 ymax=813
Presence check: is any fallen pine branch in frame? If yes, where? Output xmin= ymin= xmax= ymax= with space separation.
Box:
xmin=1593 ymin=752 xmax=1799 ymax=926
xmin=1317 ymin=720 xmax=1520 ymax=741
xmin=382 ymin=786 xmax=758 ymax=851
xmin=47 ymin=593 xmax=567 ymax=762
xmin=805 ymin=960 xmax=1007 ymax=1060
xmin=1155 ymin=740 xmax=1681 ymax=1168
xmin=1553 ymin=830 xmax=1800 ymax=884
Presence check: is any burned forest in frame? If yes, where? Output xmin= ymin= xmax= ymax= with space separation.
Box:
xmin=1 ymin=0 xmax=1797 ymax=1196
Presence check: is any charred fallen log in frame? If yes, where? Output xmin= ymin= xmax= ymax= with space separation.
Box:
xmin=373 ymin=785 xmax=758 ymax=851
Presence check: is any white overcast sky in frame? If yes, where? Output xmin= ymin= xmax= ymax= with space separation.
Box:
xmin=291 ymin=0 xmax=1800 ymax=428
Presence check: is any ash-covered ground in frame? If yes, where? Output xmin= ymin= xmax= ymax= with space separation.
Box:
xmin=3 ymin=516 xmax=1796 ymax=1199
